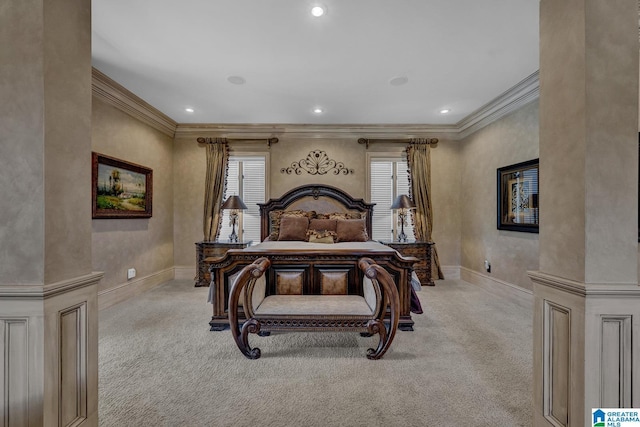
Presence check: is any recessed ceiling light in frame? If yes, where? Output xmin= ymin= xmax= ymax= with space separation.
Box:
xmin=311 ymin=5 xmax=325 ymax=17
xmin=312 ymin=107 xmax=323 ymax=114
xmin=389 ymin=76 xmax=409 ymax=86
xmin=185 ymin=108 xmax=194 ymax=113
xmin=227 ymin=75 xmax=246 ymax=85
xmin=440 ymin=109 xmax=450 ymax=114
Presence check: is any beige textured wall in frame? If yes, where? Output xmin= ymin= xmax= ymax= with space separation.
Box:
xmin=173 ymin=138 xmax=208 ymax=267
xmin=270 ymin=138 xmax=364 ymax=198
xmin=539 ymin=0 xmax=638 ymax=284
xmin=0 ymin=0 xmax=46 ymax=284
xmin=172 ymin=135 xmax=461 ymax=268
xmin=0 ymin=0 xmax=93 ymax=285
xmin=44 ymin=0 xmax=93 ymax=284
xmin=429 ymin=141 xmax=462 ymax=269
xmin=460 ymin=101 xmax=540 ymax=290
xmin=91 ymin=99 xmax=174 ymax=292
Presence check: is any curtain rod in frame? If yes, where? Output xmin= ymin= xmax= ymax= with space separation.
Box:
xmin=357 ymin=137 xmax=438 ymax=149
xmin=196 ymin=137 xmax=279 ymax=148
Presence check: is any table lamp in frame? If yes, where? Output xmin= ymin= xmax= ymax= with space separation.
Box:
xmin=221 ymin=195 xmax=248 ymax=242
xmin=390 ymin=194 xmax=416 ymax=242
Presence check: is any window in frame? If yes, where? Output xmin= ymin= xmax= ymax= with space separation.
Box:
xmin=369 ymin=156 xmax=414 ymax=241
xmin=219 ymin=156 xmax=266 ymax=243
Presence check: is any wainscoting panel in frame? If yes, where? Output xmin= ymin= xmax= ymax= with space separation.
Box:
xmin=531 ymin=271 xmax=640 ymax=427
xmin=1 ymin=318 xmax=29 ymax=426
xmin=600 ymin=315 xmax=632 ymax=408
xmin=0 ymin=272 xmax=101 ymax=426
xmin=59 ymin=303 xmax=87 ymax=426
xmin=543 ymin=300 xmax=571 ymax=427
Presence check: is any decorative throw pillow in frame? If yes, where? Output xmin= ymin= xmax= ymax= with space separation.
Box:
xmin=277 ymin=216 xmax=310 ymax=241
xmin=268 ymin=209 xmax=315 ymax=240
xmin=308 ymin=218 xmax=338 ymax=232
xmin=335 ymin=219 xmax=369 ymax=242
xmin=310 ymin=235 xmax=335 ymax=244
xmin=316 ymin=211 xmax=364 ymax=221
xmin=305 ymin=229 xmax=337 ymax=243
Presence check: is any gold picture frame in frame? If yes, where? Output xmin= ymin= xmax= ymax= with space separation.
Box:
xmin=92 ymin=152 xmax=153 ymax=219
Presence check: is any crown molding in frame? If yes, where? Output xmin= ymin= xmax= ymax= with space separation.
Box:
xmin=174 ymin=72 xmax=540 ymax=141
xmin=456 ymin=71 xmax=539 ymax=140
xmin=93 ymin=67 xmax=540 ymax=142
xmin=173 ymin=123 xmax=460 ymax=141
xmin=91 ymin=68 xmax=177 ymax=138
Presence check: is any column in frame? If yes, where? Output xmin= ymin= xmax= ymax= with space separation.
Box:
xmin=0 ymin=0 xmax=102 ymax=425
xmin=531 ymin=0 xmax=639 ymax=426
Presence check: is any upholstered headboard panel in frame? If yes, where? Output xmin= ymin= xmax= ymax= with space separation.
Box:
xmin=258 ymin=185 xmax=375 ymax=241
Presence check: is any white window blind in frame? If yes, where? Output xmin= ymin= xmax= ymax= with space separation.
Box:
xmin=369 ymin=158 xmax=414 ymax=241
xmin=219 ymin=157 xmax=265 ymax=243
xmin=240 ymin=159 xmax=265 ymax=241
xmin=370 ymin=161 xmax=394 ymax=241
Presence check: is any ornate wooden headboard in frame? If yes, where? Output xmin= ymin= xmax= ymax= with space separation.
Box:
xmin=258 ymin=185 xmax=375 ymax=241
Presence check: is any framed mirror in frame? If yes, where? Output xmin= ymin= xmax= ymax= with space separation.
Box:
xmin=497 ymin=158 xmax=539 ymax=233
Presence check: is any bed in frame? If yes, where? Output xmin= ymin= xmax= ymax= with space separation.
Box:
xmin=207 ymin=184 xmax=420 ymax=331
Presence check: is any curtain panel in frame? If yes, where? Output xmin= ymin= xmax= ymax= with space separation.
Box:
xmin=406 ymin=142 xmax=444 ymax=279
xmin=203 ymin=140 xmax=229 ymax=241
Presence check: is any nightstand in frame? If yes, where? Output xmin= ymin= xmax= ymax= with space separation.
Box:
xmin=194 ymin=240 xmax=252 ymax=287
xmin=379 ymin=240 xmax=435 ymax=286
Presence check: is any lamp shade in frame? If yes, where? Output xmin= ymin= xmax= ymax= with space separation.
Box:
xmin=390 ymin=194 xmax=416 ymax=210
xmin=221 ymin=195 xmax=248 ymax=210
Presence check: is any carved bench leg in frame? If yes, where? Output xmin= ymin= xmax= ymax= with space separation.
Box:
xmin=229 ymin=258 xmax=270 ymax=360
xmin=239 ymin=318 xmax=262 ymax=359
xmin=359 ymin=257 xmax=400 ymax=360
xmin=365 ymin=319 xmax=388 ymax=360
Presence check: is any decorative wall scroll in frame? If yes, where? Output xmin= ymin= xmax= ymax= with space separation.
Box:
xmin=281 ymin=150 xmax=354 ymax=175
xmin=497 ymin=158 xmax=539 ymax=233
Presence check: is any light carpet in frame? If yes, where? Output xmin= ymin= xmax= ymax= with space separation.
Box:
xmin=99 ymin=279 xmax=532 ymax=427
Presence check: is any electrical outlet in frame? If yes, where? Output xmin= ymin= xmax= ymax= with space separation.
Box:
xmin=127 ymin=268 xmax=136 ymax=279
xmin=484 ymin=260 xmax=491 ymax=273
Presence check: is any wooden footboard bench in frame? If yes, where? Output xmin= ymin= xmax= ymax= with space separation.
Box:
xmin=228 ymin=257 xmax=400 ymax=360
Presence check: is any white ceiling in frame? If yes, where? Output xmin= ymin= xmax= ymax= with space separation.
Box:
xmin=91 ymin=0 xmax=540 ymax=125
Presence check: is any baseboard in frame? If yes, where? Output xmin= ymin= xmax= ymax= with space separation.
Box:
xmin=98 ymin=267 xmax=174 ymax=311
xmin=174 ymin=266 xmax=196 ymax=281
xmin=440 ymin=265 xmax=461 ymax=280
xmin=460 ymin=267 xmax=533 ymax=308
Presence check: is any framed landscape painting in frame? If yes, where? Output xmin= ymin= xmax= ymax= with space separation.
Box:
xmin=92 ymin=152 xmax=153 ymax=219
xmin=497 ymin=158 xmax=539 ymax=233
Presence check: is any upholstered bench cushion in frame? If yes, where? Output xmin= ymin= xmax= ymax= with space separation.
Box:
xmin=254 ymin=295 xmax=374 ymax=316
